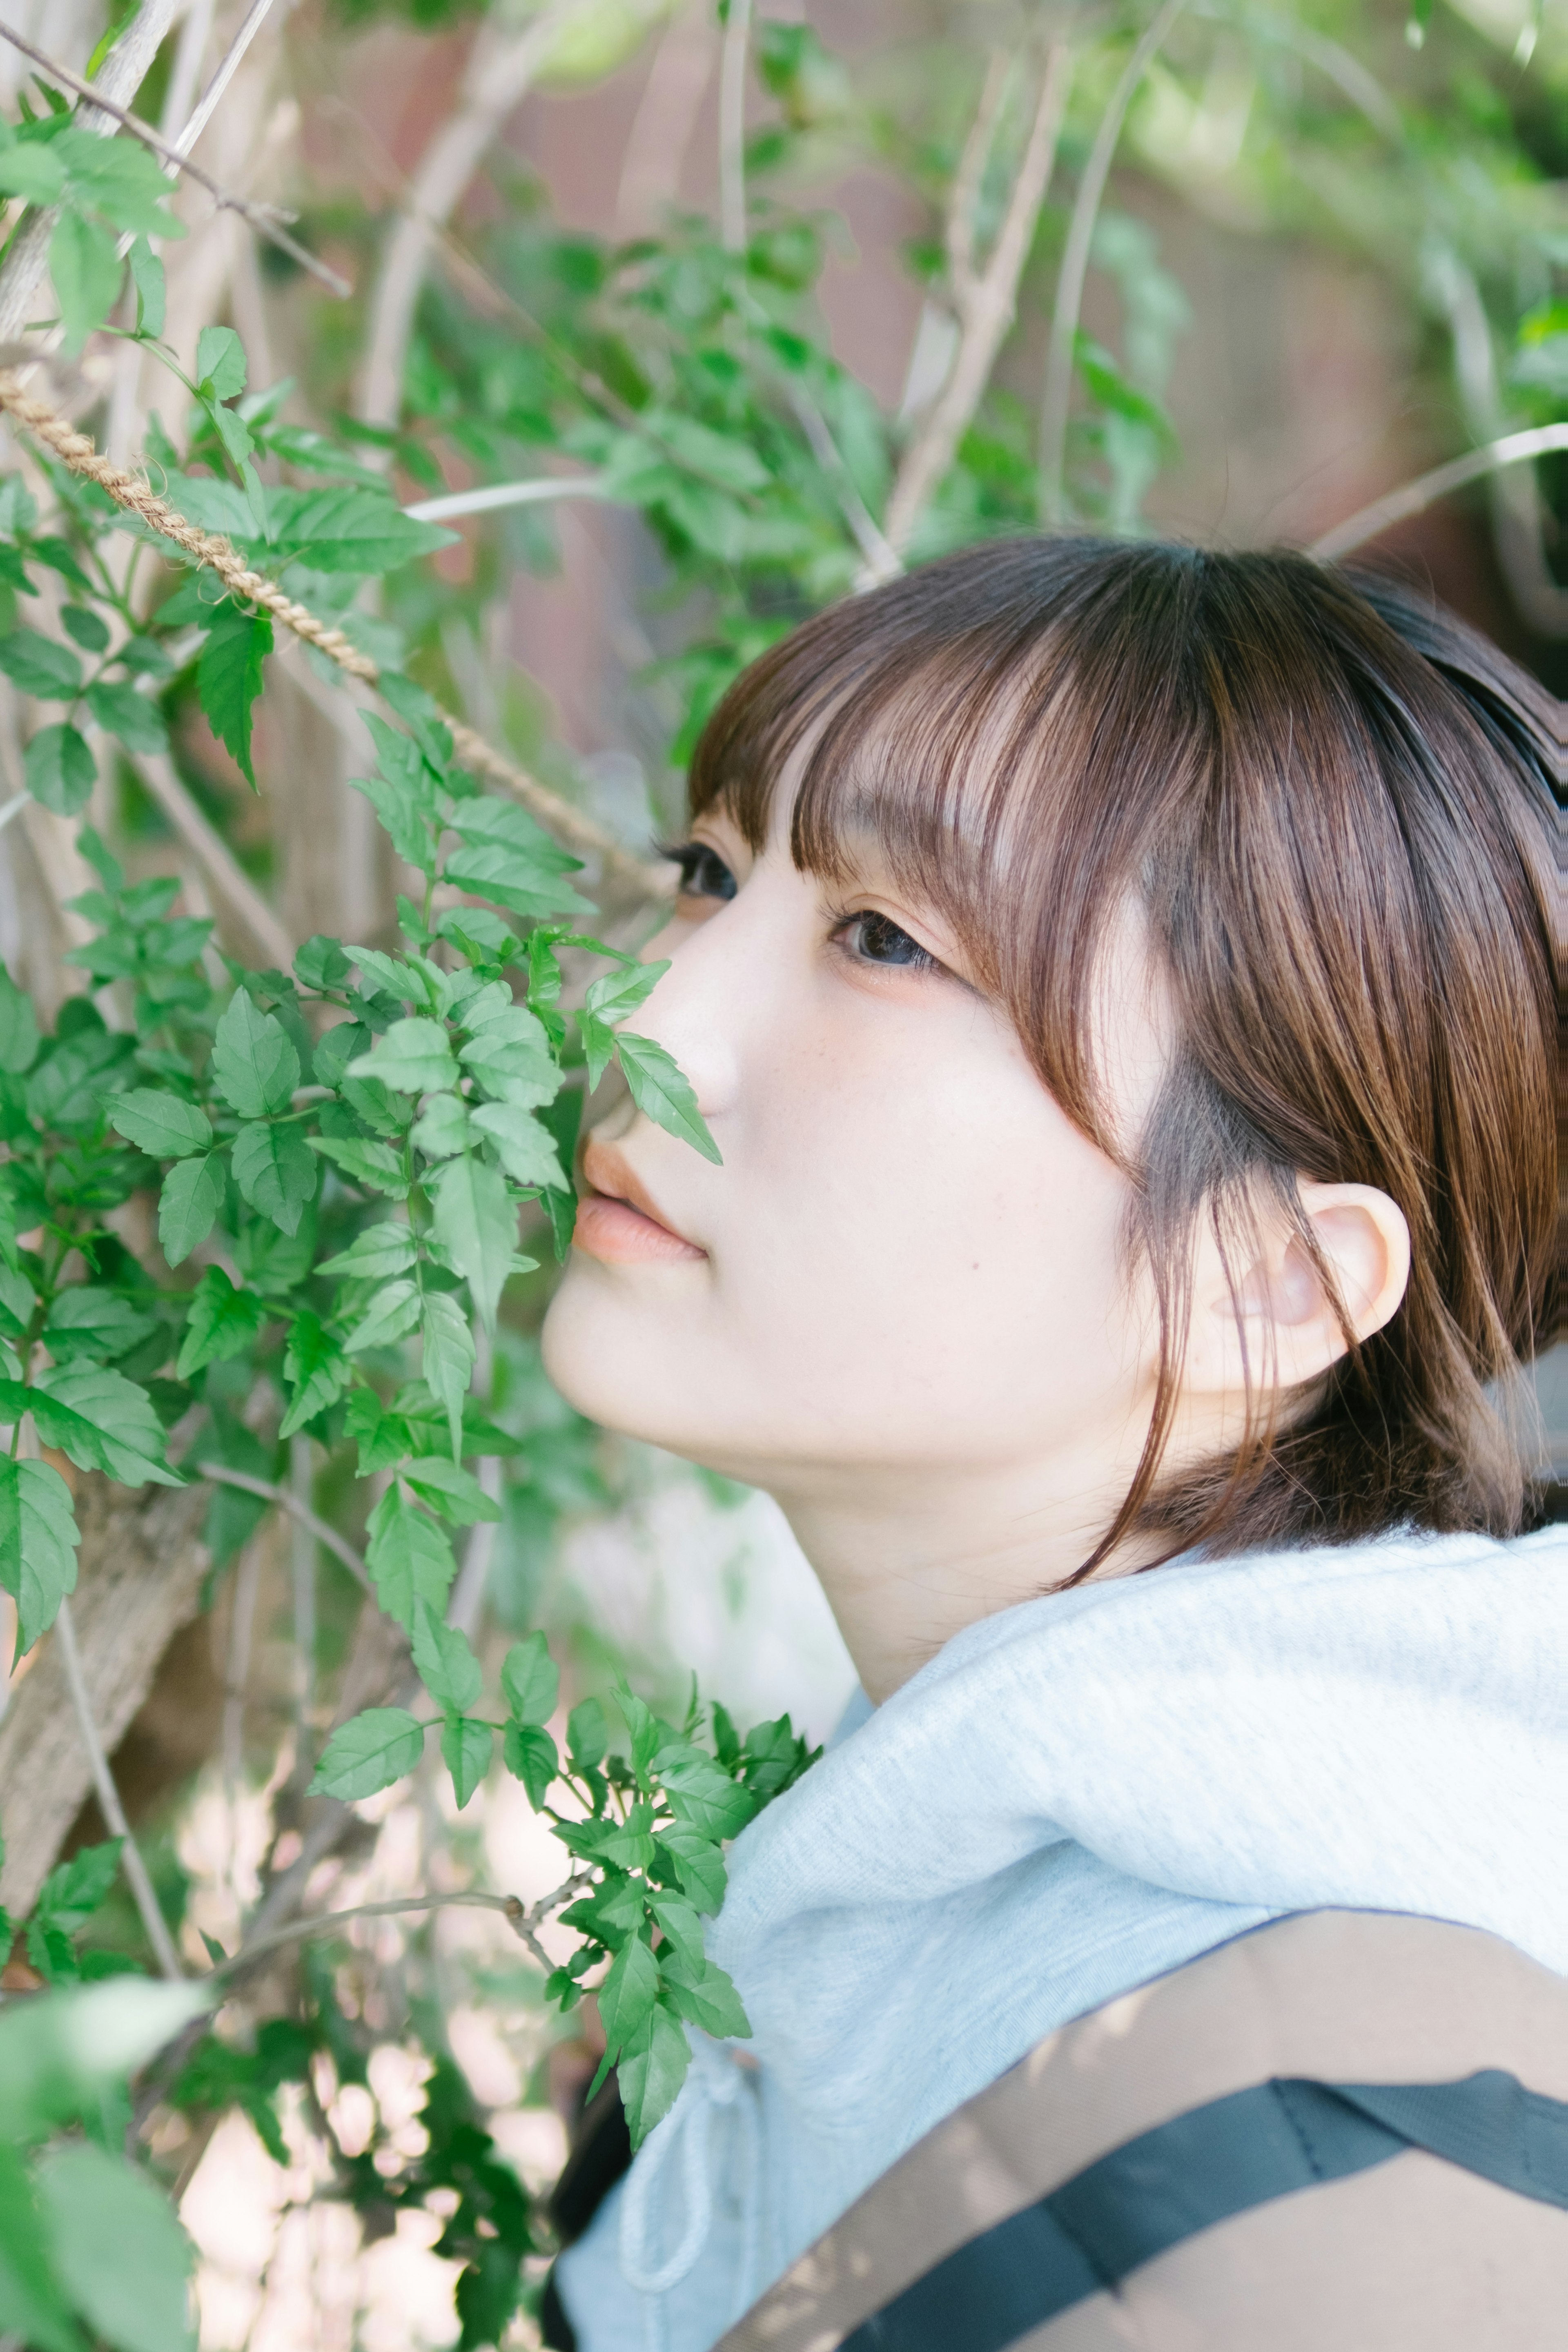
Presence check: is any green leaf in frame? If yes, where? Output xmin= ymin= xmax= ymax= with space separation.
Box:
xmin=60 ymin=606 xmax=109 ymax=653
xmin=584 ymin=960 xmax=667 ymax=1027
xmin=320 ymin=1223 xmax=416 ymax=1282
xmin=413 ymin=1599 xmax=483 ymax=1715
xmin=0 ymin=2138 xmax=80 ymax=2352
xmin=410 ymin=1090 xmax=471 ymax=1160
xmin=658 ymin=1949 xmax=751 ymax=2041
xmin=272 ymin=486 xmax=457 ymax=575
xmin=308 ymin=1134 xmax=410 ymax=1198
xmin=0 ymin=1457 xmax=78 ymax=1657
xmin=176 ymin=1265 xmax=266 ymax=1379
xmin=0 ymin=141 xmax=67 ymax=206
xmin=431 ymin=1155 xmax=515 ymax=1333
xmin=53 ymin=127 xmax=183 ymax=236
xmin=85 ymin=679 xmax=167 ymax=756
xmin=419 ymin=1289 xmax=474 ymax=1463
xmin=502 ymin=1719 xmax=557 ymax=1809
xmin=293 ymin=935 xmax=352 ymax=993
xmin=231 ymin=1120 xmax=316 ymax=1236
xmin=459 ymin=1026 xmax=559 ymax=1111
xmin=37 ymin=2140 xmax=195 ymax=2352
xmin=598 ymin=1933 xmax=659 ymax=2056
xmin=655 ymin=1740 xmax=757 ymax=1840
xmin=0 ymin=629 xmax=82 ymax=700
xmin=26 ymin=1366 xmax=180 ymax=1488
xmin=44 ymin=1288 xmax=158 ymax=1365
xmin=376 ymin=673 xmax=453 ymax=771
xmin=49 ymin=210 xmax=121 ymax=352
xmin=343 ymin=1276 xmax=421 ymax=1353
xmin=403 ymin=1456 xmax=500 ymax=1525
xmin=616 ymin=1032 xmax=721 ymax=1164
xmin=0 ymin=967 xmax=38 ymax=1076
xmin=24 ymin=723 xmax=96 ymax=815
xmin=308 ymin=1706 xmax=425 ymax=1800
xmin=502 ymin=1630 xmax=559 ymax=1728
xmin=617 ymin=2001 xmax=691 ymax=2148
xmin=195 ymin=325 xmax=247 ymax=404
xmin=278 ymin=1311 xmax=350 ymax=1439
xmin=127 ymin=235 xmax=164 ymax=338
xmin=348 ymin=1018 xmax=457 ymax=1096
xmin=108 ymin=1090 xmax=212 ymax=1159
xmin=365 ymin=1486 xmax=456 ymax=1628
xmin=33 ymin=1840 xmax=122 ymax=1938
xmin=469 ymin=1102 xmax=564 ymax=1188
xmin=567 ymin=1695 xmax=608 ymax=1768
xmin=577 ymin=1010 xmax=615 ymax=1092
xmin=212 ymin=989 xmax=300 ymax=1119
xmin=197 ymin=606 xmax=272 ymax=788
xmin=646 ymin=1891 xmax=706 ymax=1969
xmin=440 ymin=1716 xmax=493 ymax=1809
xmin=158 ymin=1153 xmax=224 ymax=1266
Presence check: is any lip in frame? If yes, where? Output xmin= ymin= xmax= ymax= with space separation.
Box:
xmin=574 ymin=1138 xmax=707 ymax=1265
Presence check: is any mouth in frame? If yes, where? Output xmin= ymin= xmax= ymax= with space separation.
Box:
xmin=573 ymin=1138 xmax=707 ymax=1266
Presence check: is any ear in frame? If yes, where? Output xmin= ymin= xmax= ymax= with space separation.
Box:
xmin=1181 ymin=1180 xmax=1412 ymax=1399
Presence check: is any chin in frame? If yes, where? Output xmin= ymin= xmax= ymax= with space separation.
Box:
xmin=541 ymin=1260 xmax=694 ymax=1447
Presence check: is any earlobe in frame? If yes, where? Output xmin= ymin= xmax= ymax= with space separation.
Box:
xmin=1185 ymin=1180 xmax=1412 ymax=1398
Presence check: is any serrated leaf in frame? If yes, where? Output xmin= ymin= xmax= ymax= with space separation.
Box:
xmin=577 ymin=1009 xmax=615 ymax=1092
xmin=308 ymin=1134 xmax=410 ymax=1197
xmin=276 ymin=1310 xmax=349 ymax=1438
xmin=658 ymin=1949 xmax=751 ymax=2041
xmin=108 ymin=1090 xmax=212 ymax=1159
xmin=654 ymin=1826 xmax=728 ymax=1915
xmin=616 ymin=1032 xmax=721 ymax=1164
xmin=348 ymin=1018 xmax=457 ymax=1097
xmin=598 ymin=1933 xmax=659 ymax=2056
xmin=212 ymin=990 xmax=299 ymax=1119
xmin=197 ymin=606 xmax=272 ymax=789
xmin=0 ymin=629 xmax=82 ymax=700
xmin=173 ymin=1267 xmax=261 ymax=1380
xmin=618 ymin=2002 xmax=693 ymax=2151
xmin=195 ymin=325 xmax=246 ymax=404
xmin=23 ymin=1366 xmax=180 ymax=1488
xmin=469 ymin=1102 xmax=564 ymax=1188
xmin=0 ymin=966 xmax=37 ymax=1077
xmin=45 ymin=1287 xmax=158 ymax=1367
xmin=365 ymin=1485 xmax=456 ymax=1628
xmin=413 ymin=1599 xmax=483 ymax=1715
xmin=655 ymin=1740 xmax=758 ymax=1840
xmin=231 ymin=1120 xmax=316 ymax=1236
xmin=319 ymin=1223 xmax=416 ymax=1282
xmin=293 ymin=934 xmax=352 ymax=993
xmin=431 ymin=1155 xmax=515 ymax=1334
xmin=377 ymin=673 xmax=453 ymax=771
xmin=37 ymin=2139 xmax=196 ymax=2352
xmin=345 ymin=942 xmax=413 ymax=1004
xmin=584 ymin=960 xmax=667 ymax=1027
xmin=85 ymin=679 xmax=167 ymax=756
xmin=440 ymin=1716 xmax=493 ymax=1809
xmin=443 ymin=840 xmax=594 ymax=919
xmin=273 ymin=486 xmax=456 ymax=575
xmin=308 ymin=1706 xmax=425 ymax=1799
xmin=0 ymin=141 xmax=66 ymax=206
xmin=567 ymin=1695 xmax=608 ymax=1768
xmin=501 ymin=1719 xmax=557 ymax=1809
xmin=127 ymin=234 xmax=163 ymax=338
xmin=158 ymin=1152 xmax=223 ymax=1266
xmin=459 ymin=1027 xmax=558 ymax=1110
xmin=501 ymin=1632 xmax=559 ymax=1728
xmin=24 ymin=722 xmax=96 ymax=815
xmin=49 ymin=209 xmax=121 ymax=352
xmin=403 ymin=1455 xmax=500 ymax=1524
xmin=419 ymin=1289 xmax=474 ymax=1463
xmin=0 ymin=1457 xmax=78 ymax=1657
xmin=410 ymin=1091 xmax=470 ymax=1160
xmin=343 ymin=1276 xmax=420 ymax=1354
xmin=646 ymin=1891 xmax=707 ymax=1969
xmin=33 ymin=1838 xmax=121 ymax=1936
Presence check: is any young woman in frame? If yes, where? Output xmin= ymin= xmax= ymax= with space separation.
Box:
xmin=539 ymin=539 xmax=1564 ymax=2352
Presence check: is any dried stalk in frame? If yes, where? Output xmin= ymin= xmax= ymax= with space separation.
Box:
xmin=0 ymin=20 xmax=350 ymax=298
xmin=885 ymin=44 xmax=1074 ymax=556
xmin=172 ymin=0 xmax=287 ymax=160
xmin=127 ymin=750 xmax=294 ymax=969
xmin=209 ymin=1883 xmax=579 ymax=1980
xmin=1038 ymin=0 xmax=1191 ymax=522
xmin=718 ymin=0 xmax=755 ymax=255
xmin=54 ymin=1595 xmax=185 ymax=1981
xmin=1308 ymin=425 xmax=1568 ymax=563
xmin=196 ymin=1463 xmax=372 ymax=1594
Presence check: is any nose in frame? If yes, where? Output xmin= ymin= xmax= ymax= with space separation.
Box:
xmin=625 ymin=889 xmax=771 ymax=1129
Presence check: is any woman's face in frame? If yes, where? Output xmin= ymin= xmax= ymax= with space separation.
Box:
xmin=541 ymin=800 xmax=1165 ymax=1529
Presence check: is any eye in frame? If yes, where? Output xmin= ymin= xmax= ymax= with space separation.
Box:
xmin=840 ymin=911 xmax=937 ymax=971
xmin=665 ymin=841 xmax=737 ymax=904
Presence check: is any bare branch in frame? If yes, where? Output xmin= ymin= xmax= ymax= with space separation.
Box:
xmin=209 ymin=1871 xmax=590 ymax=1981
xmin=54 ymin=1595 xmax=185 ymax=1980
xmin=718 ymin=0 xmax=755 ymax=255
xmin=403 ymin=475 xmax=609 ymax=524
xmin=0 ymin=20 xmax=350 ymax=299
xmin=886 ymin=43 xmax=1074 ymax=557
xmin=196 ymin=1463 xmax=373 ymax=1594
xmin=1038 ymin=0 xmax=1191 ymax=523
xmin=127 ymin=750 xmax=294 ymax=969
xmin=1307 ymin=425 xmax=1568 ymax=562
xmin=172 ymin=0 xmax=287 ymax=160
xmin=946 ymin=51 xmax=1012 ymax=301
xmin=784 ymin=379 xmax=903 ymax=586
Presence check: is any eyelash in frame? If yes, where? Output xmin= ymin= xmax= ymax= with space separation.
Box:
xmin=661 ymin=840 xmax=939 ymax=974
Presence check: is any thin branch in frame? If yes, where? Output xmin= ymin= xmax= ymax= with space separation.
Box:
xmin=1038 ymin=0 xmax=1191 ymax=523
xmin=196 ymin=1462 xmax=373 ymax=1594
xmin=209 ymin=1873 xmax=588 ymax=1980
xmin=946 ymin=51 xmax=1012 ymax=301
xmin=1307 ymin=425 xmax=1568 ymax=561
xmin=886 ymin=42 xmax=1074 ymax=557
xmin=173 ymin=0 xmax=286 ymax=160
xmin=54 ymin=1595 xmax=185 ymax=1980
xmin=718 ymin=0 xmax=755 ymax=255
xmin=784 ymin=379 xmax=903 ymax=586
xmin=127 ymin=750 xmax=293 ymax=969
xmin=0 ymin=21 xmax=350 ymax=299
xmin=403 ymin=475 xmax=610 ymax=523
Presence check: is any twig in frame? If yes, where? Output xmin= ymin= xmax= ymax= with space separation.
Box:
xmin=0 ymin=21 xmax=350 ymax=299
xmin=718 ymin=0 xmax=755 ymax=255
xmin=0 ymin=370 xmax=670 ymax=895
xmin=1307 ymin=425 xmax=1568 ymax=561
xmin=783 ymin=379 xmax=903 ymax=586
xmin=886 ymin=42 xmax=1074 ymax=556
xmin=173 ymin=0 xmax=286 ymax=160
xmin=54 ymin=1594 xmax=185 ymax=1980
xmin=403 ymin=475 xmax=609 ymax=523
xmin=127 ymin=750 xmax=294 ymax=969
xmin=1038 ymin=0 xmax=1191 ymax=523
xmin=209 ymin=1876 xmax=586 ymax=1980
xmin=290 ymin=1434 xmax=316 ymax=1731
xmin=196 ymin=1462 xmax=373 ymax=1595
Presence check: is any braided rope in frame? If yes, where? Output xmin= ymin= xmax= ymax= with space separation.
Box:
xmin=0 ymin=371 xmax=668 ymax=895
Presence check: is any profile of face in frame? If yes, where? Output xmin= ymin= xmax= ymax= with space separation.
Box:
xmin=541 ymin=790 xmax=1411 ymax=1690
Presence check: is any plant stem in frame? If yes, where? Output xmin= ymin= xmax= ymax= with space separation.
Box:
xmin=209 ymin=1877 xmax=584 ymax=1980
xmin=718 ymin=0 xmax=755 ymax=254
xmin=1038 ymin=0 xmax=1189 ymax=523
xmin=1307 ymin=425 xmax=1568 ymax=562
xmin=196 ymin=1462 xmax=373 ymax=1593
xmin=54 ymin=1595 xmax=185 ymax=1981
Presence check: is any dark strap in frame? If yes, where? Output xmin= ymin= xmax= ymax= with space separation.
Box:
xmin=842 ymin=2070 xmax=1568 ymax=2352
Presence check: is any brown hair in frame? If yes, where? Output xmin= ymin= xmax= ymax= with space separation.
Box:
xmin=688 ymin=539 xmax=1563 ymax=1575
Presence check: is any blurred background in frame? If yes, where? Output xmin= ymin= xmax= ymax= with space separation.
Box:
xmin=0 ymin=1 xmax=1560 ymax=2344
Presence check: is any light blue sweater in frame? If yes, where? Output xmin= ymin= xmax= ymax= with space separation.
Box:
xmin=554 ymin=1522 xmax=1568 ymax=2351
